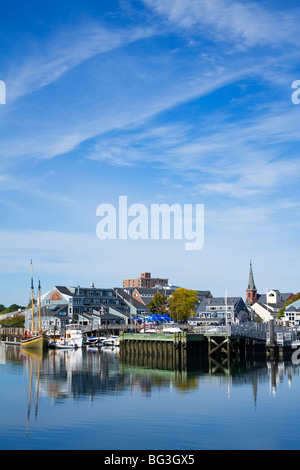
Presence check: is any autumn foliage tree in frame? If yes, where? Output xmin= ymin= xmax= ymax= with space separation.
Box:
xmin=148 ymin=293 xmax=168 ymax=316
xmin=168 ymin=288 xmax=199 ymax=322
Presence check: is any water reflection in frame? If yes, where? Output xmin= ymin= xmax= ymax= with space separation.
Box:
xmin=1 ymin=343 xmax=300 ymax=404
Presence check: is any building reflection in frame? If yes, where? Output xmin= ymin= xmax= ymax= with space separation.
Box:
xmin=1 ymin=343 xmax=300 ymax=406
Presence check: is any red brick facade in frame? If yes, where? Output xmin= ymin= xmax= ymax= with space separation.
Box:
xmin=123 ymin=272 xmax=168 ymax=288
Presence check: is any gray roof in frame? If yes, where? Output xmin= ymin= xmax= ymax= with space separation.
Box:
xmin=55 ymin=286 xmax=74 ymax=296
xmin=108 ymin=305 xmax=131 ymax=318
xmin=131 ymin=287 xmax=175 ymax=296
xmin=256 ymin=292 xmax=293 ymax=308
xmin=286 ymin=299 xmax=300 ymax=312
xmin=198 ymin=297 xmax=244 ymax=308
xmin=114 ymin=288 xmax=150 ymax=310
xmin=196 ymin=297 xmax=249 ymax=320
xmin=115 ymin=287 xmax=152 ymax=310
xmin=38 ymin=305 xmax=70 ymax=321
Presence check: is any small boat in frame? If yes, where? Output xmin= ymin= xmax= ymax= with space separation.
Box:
xmin=21 ymin=332 xmax=50 ymax=350
xmin=102 ymin=335 xmax=120 ymax=347
xmin=48 ymin=330 xmax=61 ymax=348
xmin=139 ymin=324 xmax=160 ymax=334
xmin=55 ymin=337 xmax=77 ymax=349
xmin=21 ymin=263 xmax=50 ymax=351
xmin=162 ymin=322 xmax=182 ymax=334
xmin=64 ymin=324 xmax=86 ymax=348
xmin=85 ymin=335 xmax=106 ymax=346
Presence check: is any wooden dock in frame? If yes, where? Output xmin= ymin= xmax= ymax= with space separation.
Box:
xmin=120 ymin=325 xmax=298 ymax=369
xmin=119 ymin=331 xmax=206 ymax=370
xmin=0 ymin=327 xmax=23 ymax=344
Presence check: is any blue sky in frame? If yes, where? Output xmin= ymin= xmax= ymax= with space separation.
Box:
xmin=0 ymin=0 xmax=300 ymax=306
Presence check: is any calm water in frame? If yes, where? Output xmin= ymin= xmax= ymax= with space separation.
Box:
xmin=1 ymin=343 xmax=300 ymax=450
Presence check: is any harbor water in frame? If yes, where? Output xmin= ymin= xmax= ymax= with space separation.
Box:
xmin=1 ymin=342 xmax=300 ymax=450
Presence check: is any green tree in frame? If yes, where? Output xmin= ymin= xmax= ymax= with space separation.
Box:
xmin=0 ymin=304 xmax=24 ymax=315
xmin=0 ymin=314 xmax=25 ymax=327
xmin=168 ymin=288 xmax=199 ymax=322
xmin=148 ymin=293 xmax=168 ymax=316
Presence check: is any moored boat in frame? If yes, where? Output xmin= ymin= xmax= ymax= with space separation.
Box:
xmin=55 ymin=337 xmax=77 ymax=349
xmin=102 ymin=335 xmax=120 ymax=347
xmin=85 ymin=335 xmax=106 ymax=346
xmin=20 ymin=331 xmax=50 ymax=351
xmin=21 ymin=263 xmax=50 ymax=351
xmin=64 ymin=324 xmax=86 ymax=348
xmin=162 ymin=322 xmax=182 ymax=334
xmin=139 ymin=324 xmax=160 ymax=334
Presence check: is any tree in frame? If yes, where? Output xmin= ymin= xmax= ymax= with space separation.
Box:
xmin=278 ymin=292 xmax=300 ymax=318
xmin=148 ymin=293 xmax=168 ymax=316
xmin=0 ymin=304 xmax=24 ymax=315
xmin=0 ymin=314 xmax=25 ymax=327
xmin=168 ymin=288 xmax=199 ymax=322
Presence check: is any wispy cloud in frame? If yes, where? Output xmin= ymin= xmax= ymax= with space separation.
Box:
xmin=1 ymin=0 xmax=300 ymax=304
xmin=142 ymin=0 xmax=300 ymax=48
xmin=7 ymin=20 xmax=154 ymax=101
xmin=84 ymin=96 xmax=300 ymax=200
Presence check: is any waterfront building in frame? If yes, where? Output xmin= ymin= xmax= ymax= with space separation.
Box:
xmin=250 ymin=289 xmax=293 ymax=322
xmin=115 ymin=288 xmax=151 ymax=318
xmin=116 ymin=286 xmax=213 ymax=319
xmin=193 ymin=296 xmax=250 ymax=325
xmin=24 ymin=284 xmax=132 ymax=331
xmin=24 ymin=302 xmax=70 ymax=331
xmin=284 ymin=299 xmax=300 ymax=326
xmin=131 ymin=286 xmax=177 ymax=305
xmin=129 ymin=286 xmax=212 ymax=306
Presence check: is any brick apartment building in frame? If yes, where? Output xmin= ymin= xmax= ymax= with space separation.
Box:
xmin=123 ymin=272 xmax=169 ymax=288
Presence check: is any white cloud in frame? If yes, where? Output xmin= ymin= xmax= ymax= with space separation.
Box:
xmin=7 ymin=21 xmax=154 ymax=101
xmin=142 ymin=0 xmax=300 ymax=48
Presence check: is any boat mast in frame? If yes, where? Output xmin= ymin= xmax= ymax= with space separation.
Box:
xmin=38 ymin=280 xmax=41 ymax=333
xmin=31 ymin=260 xmax=34 ymax=333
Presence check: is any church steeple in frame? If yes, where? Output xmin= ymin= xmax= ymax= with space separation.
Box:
xmin=246 ymin=260 xmax=257 ymax=305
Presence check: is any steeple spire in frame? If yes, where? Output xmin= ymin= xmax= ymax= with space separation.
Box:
xmin=248 ymin=260 xmax=256 ymax=290
xmin=246 ymin=260 xmax=257 ymax=305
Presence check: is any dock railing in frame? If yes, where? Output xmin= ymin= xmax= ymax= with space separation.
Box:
xmin=194 ymin=323 xmax=298 ymax=344
xmin=195 ymin=326 xmax=232 ymax=336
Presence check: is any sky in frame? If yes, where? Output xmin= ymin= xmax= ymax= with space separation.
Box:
xmin=0 ymin=0 xmax=300 ymax=306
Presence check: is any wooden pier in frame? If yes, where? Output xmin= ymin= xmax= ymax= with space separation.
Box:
xmin=2 ymin=323 xmax=298 ymax=366
xmin=119 ymin=331 xmax=206 ymax=370
xmin=120 ymin=324 xmax=299 ymax=370
xmin=0 ymin=327 xmax=24 ymax=344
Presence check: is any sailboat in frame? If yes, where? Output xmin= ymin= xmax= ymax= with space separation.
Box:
xmin=21 ymin=261 xmax=50 ymax=351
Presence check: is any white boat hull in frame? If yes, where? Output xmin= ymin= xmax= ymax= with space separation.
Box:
xmin=64 ymin=325 xmax=86 ymax=348
xmin=102 ymin=336 xmax=120 ymax=347
xmin=55 ymin=339 xmax=77 ymax=349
